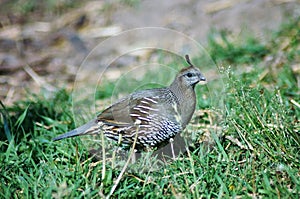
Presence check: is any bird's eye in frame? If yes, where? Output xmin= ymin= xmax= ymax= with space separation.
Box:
xmin=186 ymin=72 xmax=193 ymax=77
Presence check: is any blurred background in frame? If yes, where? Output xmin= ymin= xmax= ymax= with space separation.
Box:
xmin=0 ymin=0 xmax=299 ymax=105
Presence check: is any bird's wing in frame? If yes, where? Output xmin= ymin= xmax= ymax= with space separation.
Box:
xmin=97 ymin=88 xmax=183 ymax=148
xmin=97 ymin=88 xmax=180 ymax=126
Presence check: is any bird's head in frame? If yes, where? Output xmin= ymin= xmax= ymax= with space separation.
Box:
xmin=175 ymin=55 xmax=206 ymax=88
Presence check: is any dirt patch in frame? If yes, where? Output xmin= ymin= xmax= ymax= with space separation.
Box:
xmin=0 ymin=0 xmax=299 ymax=105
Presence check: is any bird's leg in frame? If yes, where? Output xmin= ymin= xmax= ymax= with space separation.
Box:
xmin=169 ymin=138 xmax=175 ymax=160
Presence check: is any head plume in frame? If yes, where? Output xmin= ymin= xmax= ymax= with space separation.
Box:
xmin=185 ymin=55 xmax=194 ymax=67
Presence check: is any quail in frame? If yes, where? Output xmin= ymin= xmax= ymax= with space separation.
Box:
xmin=53 ymin=55 xmax=206 ymax=152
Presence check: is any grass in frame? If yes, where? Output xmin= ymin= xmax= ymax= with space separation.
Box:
xmin=208 ymin=30 xmax=270 ymax=64
xmin=1 ymin=18 xmax=299 ymax=198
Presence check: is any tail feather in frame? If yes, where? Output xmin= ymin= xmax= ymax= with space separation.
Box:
xmin=53 ymin=119 xmax=100 ymax=141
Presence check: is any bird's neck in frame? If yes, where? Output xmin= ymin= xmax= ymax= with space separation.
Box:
xmin=169 ymin=80 xmax=196 ymax=128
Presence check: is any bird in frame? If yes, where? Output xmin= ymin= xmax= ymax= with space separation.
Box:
xmin=53 ymin=55 xmax=206 ymax=152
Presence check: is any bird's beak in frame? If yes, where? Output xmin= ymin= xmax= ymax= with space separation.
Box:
xmin=199 ymin=74 xmax=206 ymax=81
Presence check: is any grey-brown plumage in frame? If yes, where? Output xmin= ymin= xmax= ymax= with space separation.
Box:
xmin=53 ymin=55 xmax=206 ymax=152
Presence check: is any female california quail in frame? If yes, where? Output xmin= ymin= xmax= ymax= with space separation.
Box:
xmin=53 ymin=55 xmax=206 ymax=152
